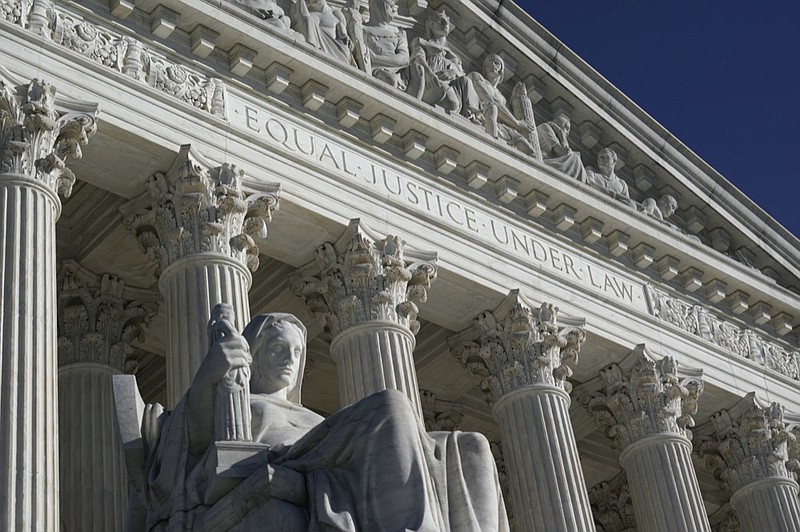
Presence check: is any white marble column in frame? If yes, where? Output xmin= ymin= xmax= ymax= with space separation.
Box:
xmin=451 ymin=291 xmax=595 ymax=532
xmin=584 ymin=346 xmax=710 ymax=532
xmin=0 ymin=76 xmax=98 ymax=531
xmin=293 ymin=219 xmax=437 ymax=417
xmin=122 ymin=145 xmax=280 ymax=406
xmin=698 ymin=393 xmax=800 ymax=532
xmin=56 ymin=262 xmax=157 ymax=532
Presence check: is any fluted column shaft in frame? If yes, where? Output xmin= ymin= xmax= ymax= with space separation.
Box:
xmin=494 ymin=386 xmax=595 ymax=532
xmin=0 ymin=176 xmax=60 ymax=531
xmin=730 ymin=477 xmax=800 ymax=532
xmin=330 ymin=320 xmax=421 ymax=417
xmin=58 ymin=364 xmax=127 ymax=532
xmin=159 ymin=254 xmax=251 ymax=406
xmin=619 ymin=433 xmax=710 ymax=532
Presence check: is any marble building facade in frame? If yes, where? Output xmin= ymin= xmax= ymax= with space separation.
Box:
xmin=1 ymin=0 xmax=799 ymax=530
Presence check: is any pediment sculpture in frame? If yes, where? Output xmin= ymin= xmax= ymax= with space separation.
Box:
xmin=468 ymin=54 xmax=541 ymax=158
xmin=116 ymin=303 xmax=509 ymax=531
xmin=586 ymin=147 xmax=636 ymax=208
xmin=536 ymin=115 xmax=588 ymax=181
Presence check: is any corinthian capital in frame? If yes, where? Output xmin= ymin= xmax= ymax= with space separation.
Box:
xmin=583 ymin=345 xmax=704 ymax=449
xmin=291 ymin=219 xmax=438 ymax=337
xmin=0 ymin=73 xmax=98 ymax=196
xmin=120 ymin=144 xmax=280 ymax=275
xmin=57 ymin=261 xmax=159 ymax=371
xmin=449 ymin=290 xmax=586 ymax=403
xmin=696 ymin=393 xmax=798 ymax=496
xmin=589 ymin=473 xmax=636 ymax=532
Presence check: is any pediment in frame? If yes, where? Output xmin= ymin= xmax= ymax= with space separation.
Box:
xmin=3 ymin=0 xmax=797 ymax=351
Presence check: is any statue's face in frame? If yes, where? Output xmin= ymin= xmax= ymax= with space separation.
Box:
xmin=597 ymin=149 xmax=615 ymax=173
xmin=307 ymin=0 xmax=324 ymax=11
xmin=253 ymin=323 xmax=304 ymax=394
xmin=430 ymin=13 xmax=450 ymax=38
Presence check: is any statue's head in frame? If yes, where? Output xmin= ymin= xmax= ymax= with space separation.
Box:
xmin=553 ymin=115 xmax=571 ymax=135
xmin=243 ymin=313 xmax=307 ymax=403
xmin=483 ymin=53 xmax=505 ymax=81
xmin=426 ymin=9 xmax=451 ymax=39
xmin=658 ymin=194 xmax=678 ymax=218
xmin=369 ymin=0 xmax=398 ymax=24
xmin=597 ymin=147 xmax=618 ymax=174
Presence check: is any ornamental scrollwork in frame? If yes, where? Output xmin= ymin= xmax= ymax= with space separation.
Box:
xmin=0 ymin=75 xmax=98 ymax=196
xmin=696 ymin=393 xmax=799 ymax=497
xmin=582 ymin=346 xmax=704 ymax=450
xmin=588 ymin=473 xmax=636 ymax=532
xmin=57 ymin=261 xmax=158 ymax=371
xmin=645 ymin=283 xmax=799 ymax=381
xmin=121 ymin=145 xmax=280 ymax=275
xmin=7 ymin=2 xmax=227 ymax=119
xmin=291 ymin=219 xmax=438 ymax=337
xmin=450 ymin=291 xmax=586 ymax=404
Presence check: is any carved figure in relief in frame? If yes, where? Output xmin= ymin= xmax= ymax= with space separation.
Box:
xmin=342 ymin=0 xmax=371 ymax=73
xmin=586 ymin=148 xmax=636 ymax=207
xmin=290 ymin=0 xmax=352 ymax=64
xmin=536 ymin=116 xmax=588 ymax=182
xmin=639 ymin=194 xmax=677 ymax=222
xmin=138 ymin=305 xmax=509 ymax=531
xmin=409 ymin=9 xmax=481 ymax=120
xmin=360 ymin=0 xmax=413 ymax=89
xmin=231 ymin=0 xmax=291 ymax=28
xmin=468 ymin=54 xmax=538 ymax=155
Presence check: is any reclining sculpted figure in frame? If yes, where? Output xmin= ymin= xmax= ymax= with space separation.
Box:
xmin=133 ymin=304 xmax=510 ymax=531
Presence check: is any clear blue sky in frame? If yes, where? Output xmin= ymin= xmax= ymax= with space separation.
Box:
xmin=517 ymin=1 xmax=800 ymax=240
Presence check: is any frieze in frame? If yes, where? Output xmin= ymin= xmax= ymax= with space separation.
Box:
xmin=645 ymin=283 xmax=799 ymax=380
xmin=2 ymin=0 xmax=226 ymax=118
xmin=229 ymin=95 xmax=648 ymax=311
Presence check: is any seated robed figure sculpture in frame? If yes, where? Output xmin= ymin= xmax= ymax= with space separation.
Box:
xmin=141 ymin=304 xmax=509 ymax=531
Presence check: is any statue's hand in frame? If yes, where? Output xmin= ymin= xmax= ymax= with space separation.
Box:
xmin=196 ymin=321 xmax=251 ymax=389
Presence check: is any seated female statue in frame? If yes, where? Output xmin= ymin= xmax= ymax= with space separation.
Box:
xmin=290 ymin=0 xmax=352 ymax=64
xmin=139 ymin=306 xmax=510 ymax=531
xmin=468 ymin=54 xmax=538 ymax=155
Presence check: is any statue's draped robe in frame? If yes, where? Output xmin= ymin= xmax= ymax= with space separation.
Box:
xmin=141 ymin=390 xmax=509 ymax=532
xmin=537 ymin=121 xmax=588 ymax=182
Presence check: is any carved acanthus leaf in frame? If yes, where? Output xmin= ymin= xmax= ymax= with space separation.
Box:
xmin=588 ymin=473 xmax=636 ymax=532
xmin=121 ymin=146 xmax=280 ymax=275
xmin=291 ymin=219 xmax=437 ymax=337
xmin=450 ymin=291 xmax=586 ymax=403
xmin=583 ymin=346 xmax=704 ymax=449
xmin=420 ymin=389 xmax=463 ymax=432
xmin=696 ymin=393 xmax=798 ymax=496
xmin=0 ymin=75 xmax=98 ymax=195
xmin=57 ymin=261 xmax=158 ymax=371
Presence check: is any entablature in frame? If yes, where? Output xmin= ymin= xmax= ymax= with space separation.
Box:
xmin=3 ymin=0 xmax=799 ymax=391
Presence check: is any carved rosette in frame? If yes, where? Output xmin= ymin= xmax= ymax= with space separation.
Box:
xmin=450 ymin=291 xmax=586 ymax=404
xmin=583 ymin=346 xmax=704 ymax=450
xmin=291 ymin=219 xmax=438 ymax=337
xmin=57 ymin=261 xmax=158 ymax=372
xmin=420 ymin=389 xmax=463 ymax=431
xmin=710 ymin=507 xmax=741 ymax=532
xmin=589 ymin=473 xmax=636 ymax=532
xmin=0 ymin=76 xmax=98 ymax=196
xmin=121 ymin=145 xmax=280 ymax=275
xmin=697 ymin=393 xmax=798 ymax=496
